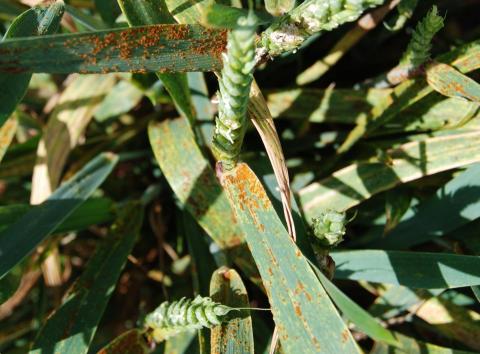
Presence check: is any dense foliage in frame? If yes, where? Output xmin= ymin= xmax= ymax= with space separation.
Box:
xmin=0 ymin=0 xmax=479 ymax=353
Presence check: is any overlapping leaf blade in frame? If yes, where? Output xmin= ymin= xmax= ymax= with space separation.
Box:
xmin=118 ymin=0 xmax=195 ymax=121
xmin=221 ymin=163 xmax=359 ymax=354
xmin=299 ymin=132 xmax=480 ymax=220
xmin=332 ymin=250 xmax=480 ymax=289
xmin=148 ymin=117 xmax=259 ymax=281
xmin=30 ymin=203 xmax=144 ymax=353
xmin=210 ymin=267 xmax=254 ymax=354
xmin=371 ymin=163 xmax=480 ymax=249
xmin=0 ymin=153 xmax=118 ymax=279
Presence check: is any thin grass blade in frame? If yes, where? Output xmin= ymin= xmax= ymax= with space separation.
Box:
xmin=30 ymin=202 xmax=144 ymax=354
xmin=0 ymin=153 xmax=118 ymax=279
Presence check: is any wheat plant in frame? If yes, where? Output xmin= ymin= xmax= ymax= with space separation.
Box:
xmin=0 ymin=1 xmax=479 ymax=354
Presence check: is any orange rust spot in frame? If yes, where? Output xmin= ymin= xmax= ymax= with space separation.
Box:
xmin=341 ymin=329 xmax=349 ymax=343
xmin=224 ymin=164 xmax=272 ymax=232
xmin=222 ymin=269 xmax=233 ymax=280
xmin=294 ymin=304 xmax=302 ymax=316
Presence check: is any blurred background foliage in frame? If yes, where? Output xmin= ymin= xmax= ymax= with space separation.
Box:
xmin=0 ymin=0 xmax=480 ymax=353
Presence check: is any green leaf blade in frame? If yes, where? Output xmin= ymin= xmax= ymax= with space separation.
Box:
xmin=0 ymin=1 xmax=64 ymax=127
xmin=210 ymin=267 xmax=254 ymax=354
xmin=0 ymin=25 xmax=226 ymax=74
xmin=299 ymin=132 xmax=480 ymax=220
xmin=148 ymin=117 xmax=259 ymax=282
xmin=30 ymin=202 xmax=144 ymax=354
xmin=332 ymin=250 xmax=480 ymax=289
xmin=221 ymin=163 xmax=360 ymax=354
xmin=118 ymin=0 xmax=195 ymax=121
xmin=0 ymin=153 xmax=118 ymax=279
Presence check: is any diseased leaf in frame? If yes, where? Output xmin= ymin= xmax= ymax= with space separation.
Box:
xmin=0 ymin=24 xmax=226 ymax=74
xmin=0 ymin=153 xmax=118 ymax=279
xmin=221 ymin=163 xmax=359 ymax=354
xmin=148 ymin=117 xmax=259 ymax=281
xmin=210 ymin=267 xmax=254 ymax=354
xmin=118 ymin=0 xmax=195 ymax=121
xmin=338 ymin=40 xmax=480 ymax=153
xmin=426 ymin=62 xmax=480 ymax=102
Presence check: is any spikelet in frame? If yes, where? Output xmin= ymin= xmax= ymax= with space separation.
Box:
xmin=399 ymin=5 xmax=444 ymax=68
xmin=260 ymin=0 xmax=385 ymax=57
xmin=144 ymin=296 xmax=234 ymax=342
xmin=311 ymin=210 xmax=347 ymax=248
xmin=212 ymin=13 xmax=257 ymax=170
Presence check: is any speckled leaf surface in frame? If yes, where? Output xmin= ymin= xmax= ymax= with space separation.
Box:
xmin=338 ymin=40 xmax=480 ymax=153
xmin=0 ymin=24 xmax=226 ymax=74
xmin=148 ymin=117 xmax=258 ymax=279
xmin=118 ymin=0 xmax=195 ymax=121
xmin=210 ymin=267 xmax=254 ymax=354
xmin=426 ymin=62 xmax=480 ymax=102
xmin=221 ymin=163 xmax=359 ymax=354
